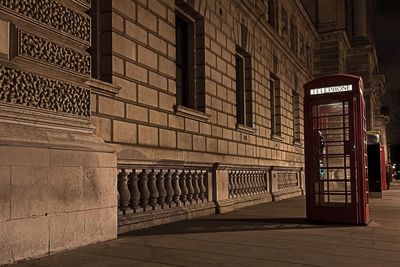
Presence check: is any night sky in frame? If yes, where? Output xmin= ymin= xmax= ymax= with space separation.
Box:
xmin=375 ymin=0 xmax=400 ymax=145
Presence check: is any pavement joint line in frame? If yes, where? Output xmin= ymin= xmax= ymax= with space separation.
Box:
xmin=110 ymin=241 xmax=324 ymax=266
xmin=123 ymin=232 xmax=400 ymax=264
xmin=90 ymin=251 xmax=183 ymax=267
xmin=112 ymin=238 xmax=379 ymax=267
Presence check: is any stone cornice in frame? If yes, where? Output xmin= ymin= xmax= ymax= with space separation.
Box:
xmin=86 ymin=78 xmax=121 ymax=97
xmin=291 ymin=0 xmax=318 ymax=37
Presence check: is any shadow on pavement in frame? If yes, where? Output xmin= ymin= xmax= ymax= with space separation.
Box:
xmin=122 ymin=216 xmax=353 ymax=237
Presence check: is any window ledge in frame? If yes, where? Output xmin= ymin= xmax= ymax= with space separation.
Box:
xmin=271 ymin=134 xmax=284 ymax=142
xmin=236 ymin=124 xmax=257 ymax=135
xmin=85 ymin=78 xmax=121 ymax=97
xmin=174 ymin=105 xmax=210 ymax=122
xmin=294 ymin=140 xmax=304 ymax=147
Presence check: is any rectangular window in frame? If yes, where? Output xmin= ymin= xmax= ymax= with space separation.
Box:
xmin=292 ymin=91 xmax=301 ymax=141
xmin=270 ymin=73 xmax=281 ymax=136
xmin=236 ymin=48 xmax=252 ymax=127
xmin=281 ymin=8 xmax=288 ymax=35
xmin=292 ymin=90 xmax=301 ymax=142
xmin=174 ymin=3 xmax=206 ymax=114
xmin=290 ymin=19 xmax=297 ymax=52
xmin=176 ymin=14 xmax=195 ymax=108
xmin=268 ymin=0 xmax=276 ymax=29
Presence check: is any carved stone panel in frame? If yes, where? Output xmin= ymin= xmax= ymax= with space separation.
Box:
xmin=0 ymin=0 xmax=90 ymax=45
xmin=18 ymin=30 xmax=91 ymax=77
xmin=0 ymin=65 xmax=90 ymax=116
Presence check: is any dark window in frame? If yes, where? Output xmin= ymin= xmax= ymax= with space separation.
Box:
xmin=292 ymin=90 xmax=301 ymax=141
xmin=270 ymin=73 xmax=281 ymax=136
xmin=268 ymin=0 xmax=276 ymax=28
xmin=176 ymin=15 xmax=195 ymax=108
xmin=236 ymin=48 xmax=252 ymax=127
xmin=293 ymin=75 xmax=301 ymax=142
xmin=290 ymin=19 xmax=297 ymax=52
xmin=175 ymin=3 xmax=206 ymax=112
xmin=281 ymin=8 xmax=288 ymax=35
xmin=306 ymin=44 xmax=312 ymax=70
xmin=300 ymin=34 xmax=305 ymax=56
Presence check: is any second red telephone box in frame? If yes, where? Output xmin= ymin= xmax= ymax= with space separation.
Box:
xmin=304 ymin=74 xmax=369 ymax=225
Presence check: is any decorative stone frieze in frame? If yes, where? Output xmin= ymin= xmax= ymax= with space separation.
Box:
xmin=0 ymin=0 xmax=90 ymax=44
xmin=0 ymin=65 xmax=90 ymax=116
xmin=18 ymin=30 xmax=91 ymax=76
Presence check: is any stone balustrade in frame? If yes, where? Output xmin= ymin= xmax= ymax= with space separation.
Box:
xmin=117 ymin=164 xmax=304 ymax=232
xmin=276 ymin=170 xmax=299 ymax=191
xmin=117 ymin=167 xmax=209 ymax=214
xmin=228 ymin=170 xmax=269 ymax=198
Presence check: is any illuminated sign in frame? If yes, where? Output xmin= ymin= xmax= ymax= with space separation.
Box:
xmin=310 ymin=84 xmax=352 ymax=95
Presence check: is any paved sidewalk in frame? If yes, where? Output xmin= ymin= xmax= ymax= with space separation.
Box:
xmin=11 ymin=184 xmax=400 ymax=267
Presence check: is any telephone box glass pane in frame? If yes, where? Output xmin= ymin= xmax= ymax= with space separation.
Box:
xmin=313 ymin=101 xmax=351 ymax=207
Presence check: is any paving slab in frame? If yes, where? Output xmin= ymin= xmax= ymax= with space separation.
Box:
xmin=8 ymin=184 xmax=400 ymax=267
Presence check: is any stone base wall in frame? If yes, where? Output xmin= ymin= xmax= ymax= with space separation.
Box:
xmin=0 ymin=124 xmax=117 ymax=265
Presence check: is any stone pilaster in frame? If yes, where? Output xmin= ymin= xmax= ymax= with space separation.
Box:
xmin=0 ymin=1 xmax=117 ymax=265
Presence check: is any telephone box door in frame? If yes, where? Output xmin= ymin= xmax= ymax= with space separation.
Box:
xmin=308 ymin=99 xmax=356 ymax=223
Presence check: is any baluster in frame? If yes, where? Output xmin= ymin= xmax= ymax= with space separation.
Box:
xmin=249 ymin=171 xmax=255 ymax=195
xmin=139 ymin=169 xmax=150 ymax=211
xmin=260 ymin=171 xmax=265 ymax=193
xmin=148 ymin=169 xmax=159 ymax=209
xmin=244 ymin=171 xmax=250 ymax=196
xmin=247 ymin=171 xmax=252 ymax=195
xmin=156 ymin=169 xmax=167 ymax=208
xmin=256 ymin=171 xmax=262 ymax=194
xmin=232 ymin=170 xmax=239 ymax=197
xmin=172 ymin=170 xmax=182 ymax=206
xmin=254 ymin=171 xmax=259 ymax=194
xmin=251 ymin=171 xmax=256 ymax=195
xmin=179 ymin=170 xmax=188 ymax=204
xmin=199 ymin=170 xmax=206 ymax=202
xmin=128 ymin=169 xmax=140 ymax=211
xmin=258 ymin=171 xmax=263 ymax=193
xmin=203 ymin=170 xmax=209 ymax=200
xmin=252 ymin=171 xmax=258 ymax=194
xmin=164 ymin=169 xmax=174 ymax=207
xmin=238 ymin=171 xmax=244 ymax=197
xmin=228 ymin=171 xmax=233 ymax=198
xmin=118 ymin=169 xmax=131 ymax=213
xmin=263 ymin=171 xmax=269 ymax=193
xmin=192 ymin=170 xmax=200 ymax=203
xmin=186 ymin=170 xmax=194 ymax=204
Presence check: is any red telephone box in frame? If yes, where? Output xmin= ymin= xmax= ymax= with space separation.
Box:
xmin=304 ymin=74 xmax=369 ymax=225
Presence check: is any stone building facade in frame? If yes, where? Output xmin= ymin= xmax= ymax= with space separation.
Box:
xmin=306 ymin=0 xmax=389 ymax=159
xmin=0 ymin=0 xmax=386 ymax=265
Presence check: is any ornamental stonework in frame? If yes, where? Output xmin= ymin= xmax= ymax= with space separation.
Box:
xmin=18 ymin=30 xmax=91 ymax=77
xmin=0 ymin=0 xmax=90 ymax=44
xmin=0 ymin=66 xmax=90 ymax=117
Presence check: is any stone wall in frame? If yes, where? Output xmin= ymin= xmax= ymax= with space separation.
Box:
xmin=0 ymin=0 xmax=117 ymax=265
xmin=92 ymin=0 xmax=315 ymax=168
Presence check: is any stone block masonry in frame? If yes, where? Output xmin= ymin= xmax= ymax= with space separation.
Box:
xmin=92 ymin=0 xmax=314 ymax=168
xmin=90 ymin=0 xmax=315 ymax=235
